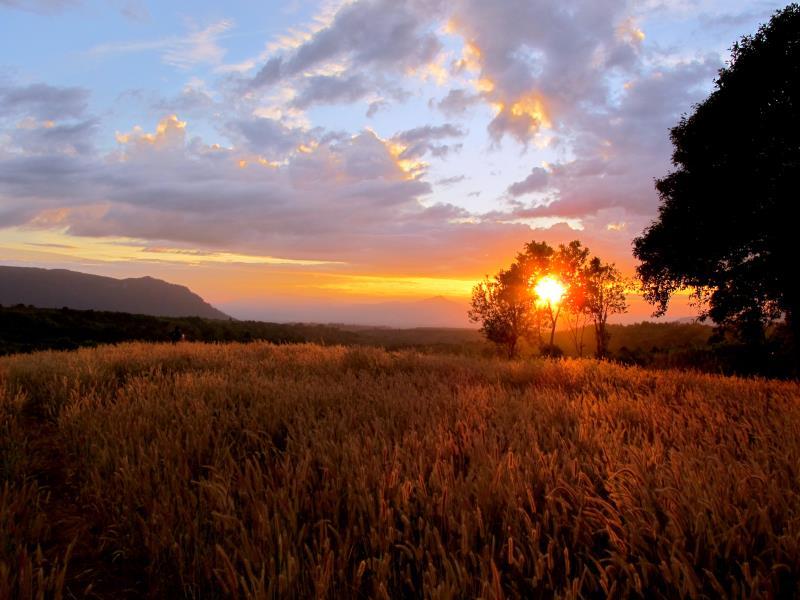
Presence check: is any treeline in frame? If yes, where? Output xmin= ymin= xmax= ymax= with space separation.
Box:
xmin=0 ymin=304 xmax=484 ymax=356
xmin=557 ymin=322 xmax=797 ymax=378
xmin=1 ymin=304 xmax=795 ymax=377
xmin=0 ymin=304 xmax=359 ymax=355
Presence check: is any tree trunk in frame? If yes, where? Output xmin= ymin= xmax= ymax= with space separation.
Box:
xmin=507 ymin=338 xmax=517 ymax=359
xmin=787 ymin=303 xmax=800 ymax=369
xmin=548 ymin=305 xmax=561 ymax=347
xmin=594 ymin=320 xmax=608 ymax=359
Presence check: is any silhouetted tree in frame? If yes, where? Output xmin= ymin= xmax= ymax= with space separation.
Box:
xmin=469 ymin=241 xmax=555 ymax=357
xmin=469 ymin=264 xmax=535 ymax=358
xmin=555 ymin=241 xmax=591 ymax=356
xmin=584 ymin=258 xmax=628 ymax=358
xmin=471 ymin=240 xmax=627 ymax=359
xmin=634 ymin=5 xmax=800 ymax=353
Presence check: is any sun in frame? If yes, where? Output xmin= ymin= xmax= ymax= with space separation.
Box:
xmin=534 ymin=275 xmax=566 ymax=306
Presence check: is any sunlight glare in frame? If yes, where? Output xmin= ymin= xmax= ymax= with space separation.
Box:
xmin=534 ymin=275 xmax=566 ymax=306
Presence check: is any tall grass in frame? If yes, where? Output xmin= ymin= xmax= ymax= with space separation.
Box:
xmin=1 ymin=342 xmax=798 ymax=597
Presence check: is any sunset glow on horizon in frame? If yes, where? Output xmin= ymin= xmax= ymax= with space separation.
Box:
xmin=0 ymin=0 xmax=783 ymax=323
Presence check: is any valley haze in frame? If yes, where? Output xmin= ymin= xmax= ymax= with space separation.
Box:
xmin=0 ymin=265 xmax=693 ymax=328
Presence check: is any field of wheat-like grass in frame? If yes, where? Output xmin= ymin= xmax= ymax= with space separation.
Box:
xmin=1 ymin=341 xmax=799 ymax=598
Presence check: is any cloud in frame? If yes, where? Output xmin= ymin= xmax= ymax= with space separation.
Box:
xmin=89 ymin=19 xmax=233 ymax=70
xmin=114 ymin=114 xmax=187 ymax=154
xmin=434 ymin=0 xmax=723 ymax=226
xmin=695 ymin=3 xmax=778 ymax=31
xmin=1 ymin=0 xmax=770 ymax=282
xmin=249 ymin=57 xmax=282 ymax=89
xmin=225 ymin=116 xmax=302 ymax=156
xmin=246 ymin=0 xmax=444 ymax=111
xmin=0 ymin=0 xmax=76 ymax=13
xmin=433 ymin=88 xmax=481 ymax=115
xmin=366 ymin=99 xmax=387 ymax=117
xmin=163 ymin=20 xmax=233 ymax=69
xmin=435 ymin=174 xmax=465 ymax=186
xmin=507 ymin=167 xmax=549 ymax=196
xmin=0 ymin=154 xmax=100 ymax=226
xmin=252 ymin=1 xmax=441 ymax=86
xmin=153 ymin=84 xmax=216 ymax=116
xmin=0 ymin=81 xmax=97 ymax=160
xmin=10 ymin=118 xmax=97 ymax=155
xmin=442 ymin=0 xmax=644 ymax=143
xmin=503 ymin=57 xmax=719 ymax=218
xmin=290 ymin=73 xmax=371 ymax=109
xmin=117 ymin=0 xmax=149 ymax=22
xmin=487 ymin=93 xmax=550 ymax=145
xmin=0 ymin=82 xmax=89 ymax=120
xmin=0 ymin=112 xmax=579 ymax=277
xmin=1 ymin=0 xmax=151 ymax=19
xmin=392 ymin=123 xmax=463 ymax=145
xmin=390 ymin=123 xmax=465 ymax=161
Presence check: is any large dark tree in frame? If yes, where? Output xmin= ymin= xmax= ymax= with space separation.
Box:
xmin=634 ymin=5 xmax=800 ymax=348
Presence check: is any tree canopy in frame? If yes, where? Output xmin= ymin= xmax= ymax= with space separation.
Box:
xmin=633 ymin=4 xmax=800 ymax=346
xmin=469 ymin=261 xmax=537 ymax=358
xmin=583 ymin=258 xmax=628 ymax=358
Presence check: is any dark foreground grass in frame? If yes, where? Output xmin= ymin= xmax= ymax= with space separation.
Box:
xmin=1 ymin=342 xmax=799 ymax=598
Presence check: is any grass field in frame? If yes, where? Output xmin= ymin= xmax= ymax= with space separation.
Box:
xmin=1 ymin=342 xmax=799 ymax=598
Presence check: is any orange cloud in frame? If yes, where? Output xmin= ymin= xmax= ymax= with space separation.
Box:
xmin=456 ymin=40 xmax=482 ymax=73
xmin=616 ymin=17 xmax=645 ymax=45
xmin=441 ymin=23 xmax=554 ymax=143
xmin=237 ymin=156 xmax=283 ymax=169
xmin=115 ymin=115 xmax=187 ymax=150
xmin=2 ymin=225 xmax=342 ymax=267
xmin=488 ymin=93 xmax=552 ymax=143
xmin=406 ymin=52 xmax=450 ymax=86
xmin=367 ymin=128 xmax=428 ymax=180
xmin=509 ymin=93 xmax=551 ymax=128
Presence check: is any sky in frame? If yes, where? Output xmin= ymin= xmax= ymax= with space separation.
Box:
xmin=0 ymin=0 xmax=786 ymax=323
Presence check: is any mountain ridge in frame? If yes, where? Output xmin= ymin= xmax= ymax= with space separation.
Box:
xmin=0 ymin=266 xmax=229 ymax=319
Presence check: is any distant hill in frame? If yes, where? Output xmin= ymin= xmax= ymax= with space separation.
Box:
xmin=0 ymin=266 xmax=229 ymax=319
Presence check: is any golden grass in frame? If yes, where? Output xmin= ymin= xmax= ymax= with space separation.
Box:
xmin=1 ymin=342 xmax=799 ymax=598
